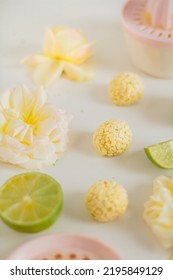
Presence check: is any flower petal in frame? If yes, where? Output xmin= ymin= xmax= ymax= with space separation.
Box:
xmin=43 ymin=28 xmax=56 ymax=57
xmin=20 ymin=154 xmax=57 ymax=170
xmin=51 ymin=28 xmax=86 ymax=59
xmin=34 ymin=118 xmax=57 ymax=136
xmin=63 ymin=61 xmax=93 ymax=82
xmin=23 ymin=55 xmax=64 ymax=86
xmin=4 ymin=135 xmax=28 ymax=151
xmin=5 ymin=119 xmax=33 ymax=145
xmin=30 ymin=141 xmax=55 ymax=160
xmin=0 ymin=86 xmax=71 ymax=169
xmin=22 ymin=55 xmax=49 ymax=69
xmin=8 ymin=86 xmax=27 ymax=112
xmin=144 ymin=176 xmax=173 ymax=248
xmin=35 ymin=105 xmax=68 ymax=123
xmin=24 ymin=87 xmax=47 ymax=123
xmin=0 ymin=146 xmax=29 ymax=164
xmin=0 ymin=112 xmax=6 ymax=130
xmin=70 ymin=42 xmax=93 ymax=64
xmin=45 ymin=27 xmax=92 ymax=64
xmin=0 ymin=89 xmax=12 ymax=109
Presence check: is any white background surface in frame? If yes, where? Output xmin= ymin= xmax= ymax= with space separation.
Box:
xmin=0 ymin=0 xmax=173 ymax=260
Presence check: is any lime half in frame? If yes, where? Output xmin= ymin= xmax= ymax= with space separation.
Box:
xmin=144 ymin=140 xmax=173 ymax=169
xmin=0 ymin=172 xmax=63 ymax=233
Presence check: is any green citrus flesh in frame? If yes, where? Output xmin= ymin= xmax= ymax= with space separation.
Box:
xmin=144 ymin=140 xmax=173 ymax=169
xmin=0 ymin=172 xmax=63 ymax=233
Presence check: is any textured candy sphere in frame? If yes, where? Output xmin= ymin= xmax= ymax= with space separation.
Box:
xmin=85 ymin=180 xmax=128 ymax=222
xmin=93 ymin=120 xmax=132 ymax=156
xmin=108 ymin=73 xmax=144 ymax=106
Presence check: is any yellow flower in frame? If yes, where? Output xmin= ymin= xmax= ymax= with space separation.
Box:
xmin=144 ymin=176 xmax=173 ymax=248
xmin=0 ymin=86 xmax=71 ymax=169
xmin=23 ymin=27 xmax=93 ymax=86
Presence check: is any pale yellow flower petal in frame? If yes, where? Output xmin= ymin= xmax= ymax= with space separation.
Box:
xmin=0 ymin=113 xmax=6 ymax=130
xmin=4 ymin=135 xmax=28 ymax=151
xmin=43 ymin=27 xmax=92 ymax=64
xmin=70 ymin=42 xmax=93 ymax=64
xmin=22 ymin=55 xmax=49 ymax=69
xmin=3 ymin=109 xmax=20 ymax=121
xmin=144 ymin=176 xmax=173 ymax=248
xmin=23 ymin=27 xmax=92 ymax=85
xmin=20 ymin=153 xmax=57 ymax=170
xmin=23 ymin=87 xmax=47 ymax=123
xmin=43 ymin=28 xmax=56 ymax=57
xmin=8 ymin=86 xmax=28 ymax=112
xmin=23 ymin=55 xmax=64 ymax=86
xmin=34 ymin=105 xmax=69 ymax=125
xmin=5 ymin=119 xmax=25 ymax=137
xmin=0 ymin=146 xmax=29 ymax=165
xmin=48 ymin=28 xmax=86 ymax=59
xmin=63 ymin=61 xmax=93 ymax=82
xmin=34 ymin=118 xmax=57 ymax=136
xmin=30 ymin=141 xmax=55 ymax=160
xmin=0 ymin=89 xmax=12 ymax=109
xmin=5 ymin=119 xmax=33 ymax=145
xmin=33 ymin=60 xmax=64 ymax=86
xmin=0 ymin=86 xmax=71 ymax=169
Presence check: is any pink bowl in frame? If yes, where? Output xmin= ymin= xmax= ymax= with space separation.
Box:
xmin=7 ymin=233 xmax=121 ymax=260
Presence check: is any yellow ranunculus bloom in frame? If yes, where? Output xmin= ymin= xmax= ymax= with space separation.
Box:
xmin=0 ymin=86 xmax=71 ymax=169
xmin=23 ymin=27 xmax=93 ymax=86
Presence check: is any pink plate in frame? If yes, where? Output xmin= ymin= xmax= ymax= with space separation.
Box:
xmin=7 ymin=233 xmax=121 ymax=260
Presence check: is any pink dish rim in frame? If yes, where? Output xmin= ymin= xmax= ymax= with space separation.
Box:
xmin=6 ymin=233 xmax=122 ymax=260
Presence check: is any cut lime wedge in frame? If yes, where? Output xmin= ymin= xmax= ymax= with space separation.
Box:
xmin=0 ymin=172 xmax=63 ymax=233
xmin=144 ymin=140 xmax=173 ymax=169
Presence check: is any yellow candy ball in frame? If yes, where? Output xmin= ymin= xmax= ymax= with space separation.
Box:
xmin=93 ymin=120 xmax=132 ymax=156
xmin=108 ymin=72 xmax=144 ymax=106
xmin=85 ymin=180 xmax=128 ymax=222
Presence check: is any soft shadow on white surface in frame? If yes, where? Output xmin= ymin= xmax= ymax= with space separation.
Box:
xmin=116 ymin=150 xmax=173 ymax=180
xmin=142 ymin=95 xmax=173 ymax=126
xmin=128 ymin=184 xmax=159 ymax=248
xmin=63 ymin=191 xmax=90 ymax=222
xmin=87 ymin=82 xmax=112 ymax=106
xmin=70 ymin=131 xmax=97 ymax=157
xmin=0 ymin=162 xmax=26 ymax=176
xmin=115 ymin=150 xmax=153 ymax=175
xmin=0 ymin=222 xmax=34 ymax=260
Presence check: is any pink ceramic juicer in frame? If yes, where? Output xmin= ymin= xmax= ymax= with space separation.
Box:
xmin=122 ymin=0 xmax=173 ymax=78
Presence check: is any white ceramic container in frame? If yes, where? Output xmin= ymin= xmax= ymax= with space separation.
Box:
xmin=122 ymin=0 xmax=173 ymax=78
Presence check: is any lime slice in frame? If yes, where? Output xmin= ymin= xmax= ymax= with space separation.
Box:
xmin=144 ymin=140 xmax=173 ymax=169
xmin=0 ymin=172 xmax=63 ymax=233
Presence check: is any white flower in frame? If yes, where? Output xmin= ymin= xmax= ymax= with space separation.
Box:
xmin=144 ymin=176 xmax=173 ymax=248
xmin=22 ymin=26 xmax=93 ymax=86
xmin=0 ymin=86 xmax=71 ymax=169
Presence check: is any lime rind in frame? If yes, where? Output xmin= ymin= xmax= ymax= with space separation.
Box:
xmin=0 ymin=172 xmax=63 ymax=233
xmin=144 ymin=140 xmax=173 ymax=169
xmin=1 ymin=200 xmax=62 ymax=233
